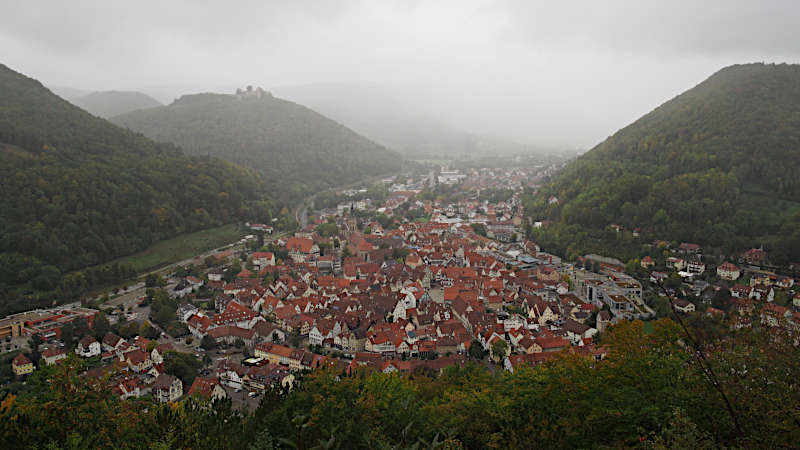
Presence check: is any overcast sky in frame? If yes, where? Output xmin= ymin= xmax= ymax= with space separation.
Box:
xmin=1 ymin=0 xmax=798 ymax=149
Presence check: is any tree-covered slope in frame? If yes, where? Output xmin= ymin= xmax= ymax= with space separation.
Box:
xmin=111 ymin=91 xmax=404 ymax=200
xmin=69 ymin=90 xmax=162 ymax=118
xmin=0 ymin=64 xmax=272 ymax=305
xmin=528 ymin=63 xmax=800 ymax=263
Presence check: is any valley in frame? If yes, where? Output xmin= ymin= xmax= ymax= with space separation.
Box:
xmin=0 ymin=54 xmax=798 ymax=449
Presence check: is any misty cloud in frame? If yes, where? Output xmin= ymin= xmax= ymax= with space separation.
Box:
xmin=1 ymin=0 xmax=798 ymax=149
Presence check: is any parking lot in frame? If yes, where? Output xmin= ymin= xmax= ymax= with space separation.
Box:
xmin=223 ymin=385 xmax=263 ymax=413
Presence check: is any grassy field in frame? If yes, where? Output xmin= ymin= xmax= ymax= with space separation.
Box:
xmin=108 ymin=224 xmax=244 ymax=273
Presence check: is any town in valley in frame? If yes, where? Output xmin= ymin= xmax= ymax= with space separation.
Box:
xmin=3 ymin=164 xmax=797 ymax=411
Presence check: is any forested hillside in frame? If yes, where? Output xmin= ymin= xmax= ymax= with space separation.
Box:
xmin=112 ymin=91 xmax=403 ymax=200
xmin=527 ymin=63 xmax=800 ymax=263
xmin=68 ymin=90 xmax=162 ymax=118
xmin=0 ymin=64 xmax=274 ymax=314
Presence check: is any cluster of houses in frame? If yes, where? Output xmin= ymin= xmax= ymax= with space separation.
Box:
xmin=143 ymin=168 xmax=647 ymax=380
xmin=10 ymin=344 xmax=73 ymax=377
xmin=11 ymin=164 xmax=797 ymax=405
xmin=636 ymin=242 xmax=800 ymax=326
xmin=726 ymin=293 xmax=800 ymax=331
xmin=169 ymin=194 xmax=613 ymax=382
xmin=84 ymin=333 xmax=186 ymax=402
xmin=10 ymin=331 xmax=186 ymax=403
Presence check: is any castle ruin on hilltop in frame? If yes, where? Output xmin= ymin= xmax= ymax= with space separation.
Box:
xmin=235 ymin=85 xmax=271 ymax=99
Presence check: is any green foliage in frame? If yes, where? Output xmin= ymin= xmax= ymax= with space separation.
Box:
xmin=116 ymin=320 xmax=140 ymax=340
xmin=59 ymin=318 xmax=89 ymax=349
xmin=140 ymin=321 xmax=162 ymax=340
xmin=0 ymin=351 xmax=24 ymax=386
xmin=28 ymin=334 xmax=43 ymax=352
xmin=316 ymin=222 xmax=338 ymax=237
xmin=529 ymin=63 xmax=800 ymax=263
xmin=148 ymin=288 xmax=182 ymax=333
xmin=314 ymin=184 xmax=390 ymax=211
xmin=0 ymin=64 xmax=276 ymax=315
xmin=479 ymin=187 xmax=515 ymax=204
xmin=0 ymin=258 xmax=138 ymax=317
xmin=112 ymin=92 xmax=403 ymax=203
xmin=110 ymin=224 xmax=246 ymax=275
xmin=470 ymin=222 xmax=487 ymax=237
xmin=375 ymin=213 xmax=393 ymax=229
xmin=1 ymin=356 xmax=250 ymax=449
xmin=711 ymin=287 xmax=732 ymax=312
xmin=2 ymin=319 xmax=799 ymax=448
xmin=163 ymin=351 xmax=203 ymax=386
xmin=646 ymin=408 xmax=719 ymax=449
xmin=392 ymin=247 xmax=410 ymax=260
xmin=145 ymin=273 xmax=161 ymax=288
xmin=467 ymin=339 xmax=486 ymax=360
xmin=490 ymin=339 xmax=509 ymax=361
xmin=646 ymin=293 xmax=672 ymax=318
xmin=200 ymin=335 xmax=217 ymax=351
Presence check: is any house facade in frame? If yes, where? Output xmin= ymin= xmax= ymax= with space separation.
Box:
xmin=12 ymin=353 xmax=34 ymax=376
xmin=152 ymin=374 xmax=183 ymax=403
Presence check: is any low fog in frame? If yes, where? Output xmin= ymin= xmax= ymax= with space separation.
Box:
xmin=2 ymin=0 xmax=799 ymax=151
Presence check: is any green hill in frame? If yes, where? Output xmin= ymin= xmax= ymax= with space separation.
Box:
xmin=0 ymin=64 xmax=273 ymax=314
xmin=69 ymin=90 xmax=162 ymax=118
xmin=527 ymin=63 xmax=800 ymax=263
xmin=111 ymin=89 xmax=403 ymax=200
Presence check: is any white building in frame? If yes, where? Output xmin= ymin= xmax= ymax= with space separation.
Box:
xmin=76 ymin=336 xmax=101 ymax=358
xmin=437 ymin=170 xmax=466 ymax=185
xmin=716 ymin=262 xmax=740 ymax=281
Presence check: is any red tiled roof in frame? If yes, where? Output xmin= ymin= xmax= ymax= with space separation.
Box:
xmin=12 ymin=353 xmax=32 ymax=366
xmin=287 ymin=237 xmax=314 ymax=254
xmin=188 ymin=377 xmax=220 ymax=398
xmin=534 ymin=336 xmax=569 ymax=351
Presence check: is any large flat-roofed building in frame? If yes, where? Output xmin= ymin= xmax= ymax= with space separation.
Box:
xmin=437 ymin=170 xmax=466 ymax=185
xmin=1 ymin=307 xmax=99 ymax=340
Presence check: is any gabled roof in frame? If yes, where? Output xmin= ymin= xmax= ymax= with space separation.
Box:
xmin=79 ymin=335 xmax=98 ymax=347
xmin=152 ymin=373 xmax=178 ymax=391
xmin=534 ymin=336 xmax=569 ymax=350
xmin=126 ymin=349 xmax=150 ymax=365
xmin=188 ymin=377 xmax=220 ymax=397
xmin=41 ymin=347 xmax=66 ymax=358
xmin=562 ymin=319 xmax=591 ymax=335
xmin=12 ymin=353 xmax=32 ymax=366
xmin=102 ymin=332 xmax=123 ymax=347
